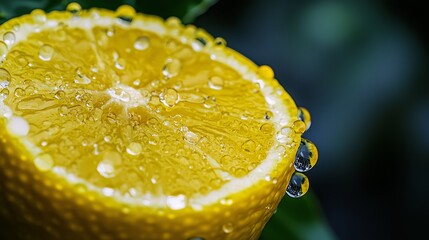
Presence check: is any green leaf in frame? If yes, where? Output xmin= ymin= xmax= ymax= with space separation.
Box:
xmin=260 ymin=190 xmax=337 ymax=240
xmin=0 ymin=0 xmax=218 ymax=24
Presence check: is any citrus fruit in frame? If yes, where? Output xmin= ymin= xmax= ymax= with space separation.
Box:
xmin=0 ymin=4 xmax=317 ymax=240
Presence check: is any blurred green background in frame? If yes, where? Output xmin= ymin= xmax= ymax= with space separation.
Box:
xmin=1 ymin=0 xmax=428 ymax=239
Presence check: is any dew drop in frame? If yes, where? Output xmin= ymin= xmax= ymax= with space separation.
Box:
xmin=3 ymin=32 xmax=15 ymax=45
xmin=264 ymin=111 xmax=273 ymax=120
xmin=66 ymin=2 xmax=82 ymax=15
xmin=203 ymin=96 xmax=216 ymax=108
xmin=292 ymin=120 xmax=306 ymax=134
xmin=97 ymin=151 xmax=122 ymax=178
xmin=294 ymin=138 xmax=318 ymax=172
xmin=159 ymin=88 xmax=179 ymax=107
xmin=134 ymin=36 xmax=150 ymax=50
xmin=258 ymin=65 xmax=275 ymax=78
xmin=126 ymin=142 xmax=143 ymax=156
xmin=241 ymin=140 xmax=256 ymax=152
xmin=34 ymin=153 xmax=54 ymax=171
xmin=39 ymin=44 xmax=54 ymax=61
xmin=286 ymin=172 xmax=309 ymax=198
xmin=222 ymin=223 xmax=233 ymax=233
xmin=298 ymin=107 xmax=312 ymax=131
xmin=7 ymin=116 xmax=29 ymax=136
xmin=208 ymin=76 xmax=224 ymax=90
xmin=162 ymin=58 xmax=181 ymax=78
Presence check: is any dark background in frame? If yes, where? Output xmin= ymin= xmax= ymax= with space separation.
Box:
xmin=194 ymin=0 xmax=428 ymax=239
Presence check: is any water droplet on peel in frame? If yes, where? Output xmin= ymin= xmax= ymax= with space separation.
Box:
xmin=159 ymin=88 xmax=179 ymax=107
xmin=260 ymin=123 xmax=274 ymax=134
xmin=166 ymin=194 xmax=187 ymax=210
xmin=294 ymin=138 xmax=318 ymax=172
xmin=203 ymin=96 xmax=216 ymax=108
xmin=3 ymin=32 xmax=16 ymax=45
xmin=116 ymin=5 xmax=136 ymax=23
xmin=162 ymin=58 xmax=181 ymax=78
xmin=222 ymin=223 xmax=233 ymax=233
xmin=7 ymin=116 xmax=29 ymax=136
xmin=58 ymin=105 xmax=69 ymax=116
xmin=166 ymin=17 xmax=181 ymax=29
xmin=242 ymin=140 xmax=256 ymax=152
xmin=39 ymin=44 xmax=54 ymax=61
xmin=258 ymin=65 xmax=275 ymax=78
xmin=184 ymin=131 xmax=199 ymax=144
xmin=264 ymin=111 xmax=273 ymax=120
xmin=214 ymin=37 xmax=227 ymax=47
xmin=298 ymin=107 xmax=312 ymax=130
xmin=286 ymin=172 xmax=309 ymax=198
xmin=66 ymin=2 xmax=82 ymax=15
xmin=292 ymin=120 xmax=306 ymax=134
xmin=34 ymin=153 xmax=54 ymax=171
xmin=134 ymin=36 xmax=150 ymax=50
xmin=208 ymin=76 xmax=224 ymax=90
xmin=74 ymin=68 xmax=91 ymax=84
xmin=97 ymin=151 xmax=122 ymax=178
xmin=54 ymin=90 xmax=66 ymax=100
xmin=115 ymin=58 xmax=126 ymax=70
xmin=31 ymin=9 xmax=46 ymax=24
xmin=126 ymin=142 xmax=143 ymax=155
xmin=14 ymin=88 xmax=25 ymax=97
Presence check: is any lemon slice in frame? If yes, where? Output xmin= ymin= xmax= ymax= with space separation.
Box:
xmin=0 ymin=4 xmax=316 ymax=240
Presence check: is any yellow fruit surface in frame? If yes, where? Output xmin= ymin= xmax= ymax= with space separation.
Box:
xmin=0 ymin=5 xmax=303 ymax=240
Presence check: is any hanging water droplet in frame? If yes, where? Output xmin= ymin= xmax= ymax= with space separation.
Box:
xmin=66 ymin=2 xmax=82 ymax=15
xmin=3 ymin=32 xmax=16 ymax=45
xmin=166 ymin=194 xmax=187 ymax=210
xmin=294 ymin=138 xmax=318 ymax=172
xmin=34 ymin=153 xmax=54 ymax=171
xmin=134 ymin=36 xmax=150 ymax=50
xmin=286 ymin=172 xmax=309 ymax=198
xmin=292 ymin=120 xmax=306 ymax=134
xmin=116 ymin=5 xmax=136 ymax=24
xmin=298 ymin=107 xmax=312 ymax=131
xmin=0 ymin=68 xmax=11 ymax=88
xmin=208 ymin=76 xmax=224 ymax=90
xmin=54 ymin=90 xmax=66 ymax=100
xmin=162 ymin=58 xmax=181 ymax=78
xmin=222 ymin=223 xmax=233 ymax=233
xmin=126 ymin=142 xmax=143 ymax=156
xmin=97 ymin=151 xmax=122 ymax=178
xmin=159 ymin=88 xmax=179 ymax=107
xmin=242 ymin=140 xmax=256 ymax=152
xmin=39 ymin=44 xmax=54 ymax=61
xmin=257 ymin=65 xmax=275 ymax=78
xmin=0 ymin=41 xmax=8 ymax=60
xmin=31 ymin=9 xmax=46 ymax=24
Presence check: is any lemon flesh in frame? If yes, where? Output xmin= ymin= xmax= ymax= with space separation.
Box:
xmin=0 ymin=7 xmax=301 ymax=240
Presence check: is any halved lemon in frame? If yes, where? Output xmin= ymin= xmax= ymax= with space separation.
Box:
xmin=0 ymin=4 xmax=315 ymax=240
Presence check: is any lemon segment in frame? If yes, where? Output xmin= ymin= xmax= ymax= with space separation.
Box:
xmin=0 ymin=5 xmax=301 ymax=240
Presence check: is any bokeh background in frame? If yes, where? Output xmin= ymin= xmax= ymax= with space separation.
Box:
xmin=1 ymin=0 xmax=428 ymax=239
xmin=193 ymin=0 xmax=429 ymax=239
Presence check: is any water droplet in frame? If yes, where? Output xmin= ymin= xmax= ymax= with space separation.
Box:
xmin=3 ymin=32 xmax=15 ymax=45
xmin=167 ymin=194 xmax=187 ymax=210
xmin=31 ymin=9 xmax=46 ymax=24
xmin=116 ymin=5 xmax=136 ymax=24
xmin=34 ymin=153 xmax=54 ymax=171
xmin=214 ymin=37 xmax=227 ymax=47
xmin=191 ymin=37 xmax=206 ymax=51
xmin=166 ymin=17 xmax=181 ymax=29
xmin=0 ymin=88 xmax=9 ymax=99
xmin=258 ymin=65 xmax=275 ymax=78
xmin=134 ymin=36 xmax=150 ymax=50
xmin=298 ymin=107 xmax=311 ymax=130
xmin=126 ymin=142 xmax=143 ymax=156
xmin=203 ymin=96 xmax=216 ymax=108
xmin=14 ymin=88 xmax=25 ymax=97
xmin=39 ymin=44 xmax=54 ymax=61
xmin=54 ymin=90 xmax=65 ymax=100
xmin=294 ymin=138 xmax=318 ymax=172
xmin=222 ymin=223 xmax=233 ymax=233
xmin=0 ymin=41 xmax=7 ymax=60
xmin=292 ymin=120 xmax=306 ymax=134
xmin=159 ymin=88 xmax=179 ymax=107
xmin=0 ymin=68 xmax=11 ymax=88
xmin=184 ymin=131 xmax=199 ymax=144
xmin=7 ymin=116 xmax=29 ymax=136
xmin=97 ymin=151 xmax=122 ymax=178
xmin=286 ymin=172 xmax=309 ymax=198
xmin=162 ymin=58 xmax=181 ymax=78
xmin=58 ymin=105 xmax=69 ymax=116
xmin=74 ymin=68 xmax=91 ymax=84
xmin=66 ymin=2 xmax=82 ymax=15
xmin=242 ymin=140 xmax=256 ymax=152
xmin=208 ymin=76 xmax=224 ymax=90
xmin=260 ymin=123 xmax=274 ymax=134
xmin=115 ymin=58 xmax=126 ymax=70
xmin=264 ymin=111 xmax=273 ymax=120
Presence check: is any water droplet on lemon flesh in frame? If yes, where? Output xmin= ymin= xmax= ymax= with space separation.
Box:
xmin=0 ymin=5 xmax=306 ymax=240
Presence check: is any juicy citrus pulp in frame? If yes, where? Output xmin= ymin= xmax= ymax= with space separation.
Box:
xmin=0 ymin=4 xmax=305 ymax=240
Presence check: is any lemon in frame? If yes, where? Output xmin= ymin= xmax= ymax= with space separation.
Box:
xmin=0 ymin=4 xmax=317 ymax=240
